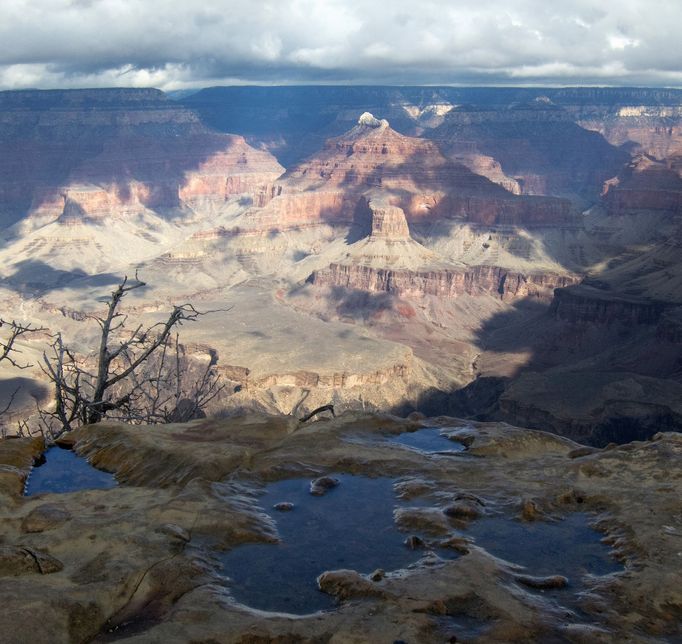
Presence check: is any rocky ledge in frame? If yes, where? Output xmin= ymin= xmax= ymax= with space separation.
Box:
xmin=550 ymin=285 xmax=669 ymax=325
xmin=310 ymin=263 xmax=577 ymax=301
xmin=0 ymin=413 xmax=680 ymax=643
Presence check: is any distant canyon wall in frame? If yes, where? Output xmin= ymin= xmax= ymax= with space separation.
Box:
xmin=0 ymin=88 xmax=284 ymax=226
xmin=310 ymin=263 xmax=577 ymax=300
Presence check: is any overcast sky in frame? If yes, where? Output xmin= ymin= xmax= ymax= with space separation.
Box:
xmin=0 ymin=0 xmax=680 ymax=90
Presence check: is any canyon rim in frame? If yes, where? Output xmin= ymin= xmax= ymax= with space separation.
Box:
xmin=0 ymin=1 xmax=681 ymax=643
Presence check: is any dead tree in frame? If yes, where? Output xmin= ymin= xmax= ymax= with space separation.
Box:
xmin=299 ymin=404 xmax=336 ymax=423
xmin=112 ymin=333 xmax=224 ymax=425
xmin=0 ymin=318 xmax=43 ymax=369
xmin=40 ymin=275 xmax=223 ymax=435
xmin=0 ymin=318 xmax=45 ymax=417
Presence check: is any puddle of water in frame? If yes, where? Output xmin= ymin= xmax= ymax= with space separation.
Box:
xmin=389 ymin=428 xmax=466 ymax=454
xmin=465 ymin=513 xmax=620 ymax=580
xmin=216 ymin=475 xmax=426 ymax=614
xmin=24 ymin=446 xmax=117 ymax=496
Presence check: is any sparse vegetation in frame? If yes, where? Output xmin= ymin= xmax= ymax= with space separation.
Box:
xmin=39 ymin=275 xmax=224 ymax=437
xmin=0 ymin=318 xmax=45 ymax=433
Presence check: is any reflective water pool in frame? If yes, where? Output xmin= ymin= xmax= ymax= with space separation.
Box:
xmin=215 ymin=476 xmax=619 ymax=616
xmin=217 ymin=475 xmax=424 ymax=614
xmin=389 ymin=427 xmax=467 ymax=454
xmin=466 ymin=513 xmax=621 ymax=580
xmin=24 ymin=446 xmax=117 ymax=496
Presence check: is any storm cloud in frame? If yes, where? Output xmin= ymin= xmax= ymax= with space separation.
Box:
xmin=0 ymin=0 xmax=680 ymax=89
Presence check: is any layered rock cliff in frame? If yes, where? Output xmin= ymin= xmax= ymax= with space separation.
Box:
xmin=247 ymin=112 xmax=575 ymax=234
xmin=430 ymin=101 xmax=629 ymax=206
xmin=311 ymin=263 xmax=577 ymax=301
xmin=181 ymin=85 xmax=682 ymax=168
xmin=602 ymin=155 xmax=682 ymax=215
xmin=0 ymin=88 xmax=284 ymax=228
xmin=368 ymin=201 xmax=411 ymax=240
xmin=549 ymin=285 xmax=669 ymax=325
xmin=2 ymin=87 xmax=682 ymax=445
xmin=577 ymin=104 xmax=682 ymax=160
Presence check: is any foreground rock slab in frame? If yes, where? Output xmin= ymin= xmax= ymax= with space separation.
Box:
xmin=0 ymin=413 xmax=680 ymax=643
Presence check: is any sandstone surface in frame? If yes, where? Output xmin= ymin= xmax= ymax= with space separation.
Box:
xmin=0 ymin=413 xmax=679 ymax=642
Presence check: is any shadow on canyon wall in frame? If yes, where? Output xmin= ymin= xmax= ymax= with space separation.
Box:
xmin=181 ymin=86 xmax=630 ymax=222
xmin=180 ymin=85 xmax=682 ymax=168
xmin=3 ymin=87 xmax=680 ymax=446
xmin=392 ymin=291 xmax=682 ymax=446
xmin=428 ymin=110 xmax=630 ymax=207
xmin=278 ymin=145 xmax=596 ymax=279
xmin=0 ymin=89 xmax=253 ymax=229
xmin=391 ymin=298 xmax=549 ymax=420
xmin=5 ymin=260 xmax=122 ymax=296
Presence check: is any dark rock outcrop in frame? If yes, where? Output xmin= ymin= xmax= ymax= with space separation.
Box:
xmin=550 ymin=285 xmax=668 ymax=326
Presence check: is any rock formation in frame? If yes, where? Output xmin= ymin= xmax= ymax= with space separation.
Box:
xmin=602 ymin=155 xmax=682 ymax=215
xmin=310 ymin=262 xmax=577 ymax=301
xmin=181 ymin=85 xmax=682 ymax=169
xmin=368 ymin=200 xmax=410 ymax=240
xmin=1 ymin=87 xmax=682 ymax=444
xmin=0 ymin=88 xmax=283 ymax=228
xmin=357 ymin=111 xmax=385 ymax=128
xmin=245 ymin=111 xmax=575 ymax=236
xmin=577 ymin=103 xmax=682 ymax=161
xmin=0 ymin=89 xmax=285 ymax=290
xmin=0 ymin=413 xmax=679 ymax=642
xmin=429 ymin=101 xmax=629 ymax=207
xmin=550 ymin=285 xmax=669 ymax=326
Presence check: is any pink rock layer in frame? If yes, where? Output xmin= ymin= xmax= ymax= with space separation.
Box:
xmin=249 ymin=119 xmax=575 ymax=233
xmin=309 ymin=263 xmax=578 ymax=301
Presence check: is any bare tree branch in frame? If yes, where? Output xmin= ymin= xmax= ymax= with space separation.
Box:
xmin=0 ymin=318 xmax=45 ymax=369
xmin=39 ymin=275 xmax=227 ymax=435
xmin=0 ymin=318 xmax=46 ymax=423
xmin=0 ymin=386 xmax=20 ymax=416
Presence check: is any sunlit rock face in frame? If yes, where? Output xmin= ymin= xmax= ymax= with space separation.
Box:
xmin=368 ymin=201 xmax=411 ymax=241
xmin=247 ymin=111 xmax=575 ymax=236
xmin=452 ymin=153 xmax=522 ymax=194
xmin=0 ymin=88 xmax=283 ymax=227
xmin=288 ymin=118 xmax=579 ymax=307
xmin=577 ymin=103 xmax=682 ymax=160
xmin=310 ymin=263 xmax=577 ymax=301
xmin=602 ymin=155 xmax=682 ymax=215
xmin=357 ymin=111 xmax=385 ymax=128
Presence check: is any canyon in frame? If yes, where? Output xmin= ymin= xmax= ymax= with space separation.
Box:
xmin=0 ymin=84 xmax=681 ymax=644
xmin=0 ymin=86 xmax=681 ymax=445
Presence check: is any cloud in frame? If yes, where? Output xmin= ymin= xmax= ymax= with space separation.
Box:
xmin=0 ymin=0 xmax=680 ymax=90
